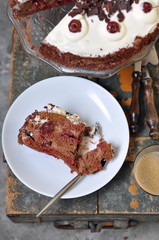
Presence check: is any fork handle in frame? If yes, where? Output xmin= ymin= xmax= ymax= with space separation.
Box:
xmin=141 ymin=76 xmax=159 ymax=139
xmin=129 ymin=71 xmax=142 ymax=133
xmin=36 ymin=174 xmax=82 ymax=217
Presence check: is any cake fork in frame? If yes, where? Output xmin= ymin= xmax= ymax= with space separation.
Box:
xmin=36 ymin=173 xmax=82 ymax=218
xmin=36 ymin=160 xmax=108 ymax=217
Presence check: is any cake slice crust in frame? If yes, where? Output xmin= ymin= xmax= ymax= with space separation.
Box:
xmin=18 ymin=104 xmax=114 ymax=175
xmin=18 ymin=105 xmax=86 ymax=172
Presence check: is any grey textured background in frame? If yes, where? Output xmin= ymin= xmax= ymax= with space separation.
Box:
xmin=1 ymin=0 xmax=159 ymax=239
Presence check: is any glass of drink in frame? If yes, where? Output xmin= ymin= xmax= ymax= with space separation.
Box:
xmin=133 ymin=145 xmax=159 ymax=195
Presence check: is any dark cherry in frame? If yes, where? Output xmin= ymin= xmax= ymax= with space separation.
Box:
xmin=107 ymin=21 xmax=120 ymax=34
xmin=32 ymin=0 xmax=38 ymax=7
xmin=68 ymin=19 xmax=82 ymax=33
xmin=32 ymin=2 xmax=38 ymax=7
xmin=142 ymin=2 xmax=153 ymax=13
xmin=41 ymin=122 xmax=54 ymax=134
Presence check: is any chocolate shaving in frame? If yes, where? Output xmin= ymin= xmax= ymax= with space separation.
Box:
xmin=69 ymin=0 xmax=138 ymax=23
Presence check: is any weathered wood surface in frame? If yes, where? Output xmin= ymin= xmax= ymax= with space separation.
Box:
xmin=6 ymin=28 xmax=159 ymax=223
xmin=7 ymin=28 xmax=98 ymax=221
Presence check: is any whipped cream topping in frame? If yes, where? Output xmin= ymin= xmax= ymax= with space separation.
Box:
xmin=133 ymin=0 xmax=159 ymax=24
xmin=77 ymin=131 xmax=101 ymax=156
xmin=46 ymin=104 xmax=84 ymax=125
xmin=47 ymin=104 xmax=66 ymax=115
xmin=77 ymin=122 xmax=101 ymax=156
xmin=43 ymin=0 xmax=159 ymax=58
xmin=28 ymin=104 xmax=77 ymax=124
xmin=17 ymin=0 xmax=28 ymax=4
xmin=29 ymin=114 xmax=48 ymax=125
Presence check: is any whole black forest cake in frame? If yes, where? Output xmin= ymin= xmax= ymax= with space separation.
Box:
xmin=39 ymin=0 xmax=159 ymax=70
xmin=9 ymin=0 xmax=159 ymax=71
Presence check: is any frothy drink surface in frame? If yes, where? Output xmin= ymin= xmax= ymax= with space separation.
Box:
xmin=134 ymin=152 xmax=159 ymax=195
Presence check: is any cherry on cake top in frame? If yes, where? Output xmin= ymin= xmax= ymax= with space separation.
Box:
xmin=69 ymin=19 xmax=82 ymax=32
xmin=67 ymin=0 xmax=158 ymax=35
xmin=142 ymin=1 xmax=153 ymax=12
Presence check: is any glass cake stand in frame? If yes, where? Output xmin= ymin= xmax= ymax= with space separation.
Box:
xmin=7 ymin=4 xmax=159 ymax=78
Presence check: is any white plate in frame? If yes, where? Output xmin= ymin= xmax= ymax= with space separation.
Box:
xmin=2 ymin=76 xmax=129 ymax=198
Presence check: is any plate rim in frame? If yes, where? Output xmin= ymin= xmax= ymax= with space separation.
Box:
xmin=2 ymin=75 xmax=130 ymax=198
